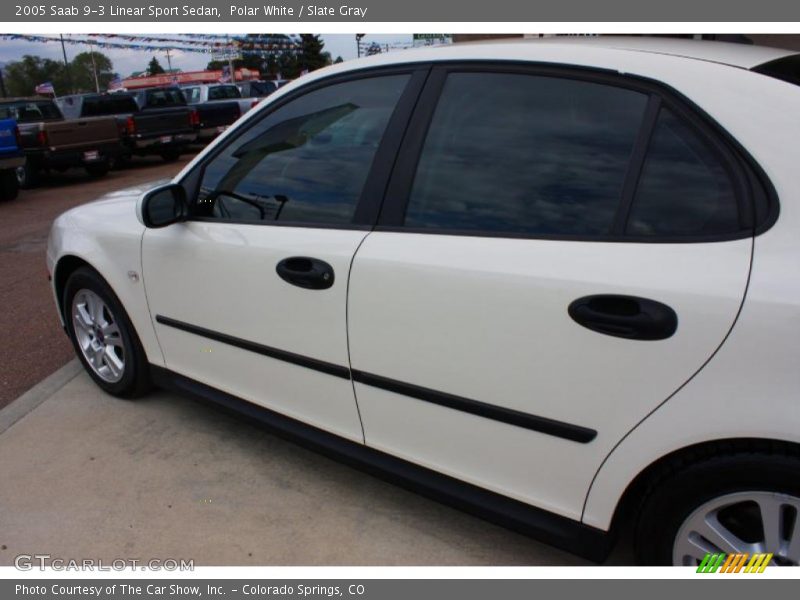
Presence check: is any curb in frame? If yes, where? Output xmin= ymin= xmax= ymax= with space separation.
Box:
xmin=0 ymin=359 xmax=82 ymax=435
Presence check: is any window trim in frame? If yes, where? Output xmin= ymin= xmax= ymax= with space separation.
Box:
xmin=178 ymin=64 xmax=431 ymax=231
xmin=374 ymin=61 xmax=778 ymax=244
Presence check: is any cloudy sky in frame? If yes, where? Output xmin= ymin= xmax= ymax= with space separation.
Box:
xmin=0 ymin=34 xmax=415 ymax=77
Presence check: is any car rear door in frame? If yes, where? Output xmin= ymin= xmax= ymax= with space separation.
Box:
xmin=142 ymin=68 xmax=426 ymax=441
xmin=347 ymin=65 xmax=757 ymax=518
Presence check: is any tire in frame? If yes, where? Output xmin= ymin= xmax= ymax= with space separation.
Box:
xmin=85 ymin=160 xmax=110 ymax=178
xmin=64 ymin=267 xmax=151 ymax=398
xmin=634 ymin=452 xmax=800 ymax=566
xmin=15 ymin=161 xmax=38 ymax=189
xmin=0 ymin=169 xmax=19 ymax=201
xmin=160 ymin=147 xmax=181 ymax=162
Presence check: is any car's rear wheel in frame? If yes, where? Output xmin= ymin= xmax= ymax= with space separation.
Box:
xmin=160 ymin=147 xmax=181 ymax=162
xmin=15 ymin=162 xmax=38 ymax=188
xmin=64 ymin=267 xmax=151 ymax=398
xmin=635 ymin=452 xmax=800 ymax=566
xmin=0 ymin=169 xmax=19 ymax=200
xmin=85 ymin=160 xmax=110 ymax=178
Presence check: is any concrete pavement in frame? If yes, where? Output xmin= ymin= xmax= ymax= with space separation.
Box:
xmin=0 ymin=364 xmax=632 ymax=566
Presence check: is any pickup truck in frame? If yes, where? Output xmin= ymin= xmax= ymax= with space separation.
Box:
xmin=57 ymin=91 xmax=197 ymax=163
xmin=180 ymin=84 xmax=247 ymax=141
xmin=236 ymin=79 xmax=290 ymax=99
xmin=0 ymin=98 xmax=121 ymax=188
xmin=0 ymin=118 xmax=24 ymax=200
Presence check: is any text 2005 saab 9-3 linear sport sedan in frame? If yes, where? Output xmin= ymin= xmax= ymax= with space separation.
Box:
xmin=47 ymin=37 xmax=800 ymax=565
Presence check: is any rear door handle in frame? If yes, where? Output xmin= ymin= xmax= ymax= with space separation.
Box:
xmin=276 ymin=257 xmax=335 ymax=290
xmin=568 ymin=294 xmax=677 ymax=341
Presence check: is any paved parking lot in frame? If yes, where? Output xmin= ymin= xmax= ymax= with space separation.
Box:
xmin=0 ymin=154 xmax=197 ymax=409
xmin=0 ymin=362 xmax=633 ymax=566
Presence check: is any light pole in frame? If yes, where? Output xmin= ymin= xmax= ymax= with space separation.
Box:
xmin=88 ymin=40 xmax=100 ymax=93
xmin=60 ymin=34 xmax=72 ymax=94
xmin=356 ymin=34 xmax=365 ymax=58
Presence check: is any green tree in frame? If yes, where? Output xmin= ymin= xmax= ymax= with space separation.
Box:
xmin=334 ymin=56 xmax=344 ymax=64
xmin=3 ymin=55 xmax=68 ymax=96
xmin=297 ymin=34 xmax=328 ymax=73
xmin=147 ymin=56 xmax=165 ymax=76
xmin=70 ymin=51 xmax=114 ymax=93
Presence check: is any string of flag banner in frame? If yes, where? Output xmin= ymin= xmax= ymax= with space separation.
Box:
xmin=0 ymin=34 xmax=301 ymax=55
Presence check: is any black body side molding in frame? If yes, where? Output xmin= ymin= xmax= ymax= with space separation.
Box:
xmin=150 ymin=365 xmax=614 ymax=563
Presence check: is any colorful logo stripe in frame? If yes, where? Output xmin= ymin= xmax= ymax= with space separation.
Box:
xmin=697 ymin=552 xmax=773 ymax=573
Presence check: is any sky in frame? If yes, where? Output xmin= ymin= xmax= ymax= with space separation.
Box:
xmin=0 ymin=34 xmax=415 ymax=77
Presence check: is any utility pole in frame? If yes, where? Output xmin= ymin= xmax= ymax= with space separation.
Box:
xmin=356 ymin=34 xmax=365 ymax=58
xmin=226 ymin=34 xmax=235 ymax=82
xmin=165 ymin=47 xmax=173 ymax=72
xmin=88 ymin=40 xmax=100 ymax=93
xmin=60 ymin=34 xmax=72 ymax=94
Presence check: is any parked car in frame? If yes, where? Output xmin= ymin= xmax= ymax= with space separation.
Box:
xmin=0 ymin=97 xmax=120 ymax=187
xmin=180 ymin=84 xmax=246 ymax=141
xmin=56 ymin=91 xmax=197 ymax=163
xmin=236 ymin=79 xmax=290 ymax=99
xmin=47 ymin=38 xmax=800 ymax=566
xmin=0 ymin=118 xmax=24 ymax=200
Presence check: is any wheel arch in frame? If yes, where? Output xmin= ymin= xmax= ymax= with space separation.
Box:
xmin=606 ymin=437 xmax=800 ymax=535
xmin=53 ymin=252 xmax=165 ymax=368
xmin=54 ymin=254 xmax=93 ymax=320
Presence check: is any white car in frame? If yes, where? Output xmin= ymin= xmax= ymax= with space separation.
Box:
xmin=46 ymin=38 xmax=800 ymax=566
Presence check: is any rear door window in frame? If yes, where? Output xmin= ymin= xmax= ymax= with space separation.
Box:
xmin=402 ymin=72 xmax=648 ymax=236
xmin=625 ymin=108 xmax=740 ymax=236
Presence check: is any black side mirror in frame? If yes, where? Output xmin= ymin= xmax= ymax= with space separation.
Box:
xmin=142 ymin=184 xmax=187 ymax=228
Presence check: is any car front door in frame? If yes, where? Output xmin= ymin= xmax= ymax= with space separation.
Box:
xmin=142 ymin=69 xmax=422 ymax=441
xmin=347 ymin=66 xmax=756 ymax=518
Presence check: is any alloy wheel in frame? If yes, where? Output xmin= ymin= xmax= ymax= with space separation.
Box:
xmin=673 ymin=491 xmax=800 ymax=566
xmin=71 ymin=289 xmax=126 ymax=383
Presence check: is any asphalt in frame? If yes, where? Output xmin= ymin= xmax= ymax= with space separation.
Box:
xmin=0 ymin=362 xmax=634 ymax=566
xmin=0 ymin=154 xmax=198 ymax=410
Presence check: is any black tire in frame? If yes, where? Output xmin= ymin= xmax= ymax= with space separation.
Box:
xmin=85 ymin=160 xmax=110 ymax=178
xmin=64 ymin=266 xmax=151 ymax=398
xmin=111 ymin=154 xmax=131 ymax=170
xmin=16 ymin=161 xmax=38 ymax=189
xmin=0 ymin=169 xmax=19 ymax=201
xmin=160 ymin=147 xmax=181 ymax=162
xmin=634 ymin=451 xmax=800 ymax=565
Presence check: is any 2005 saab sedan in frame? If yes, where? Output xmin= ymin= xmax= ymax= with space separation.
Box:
xmin=46 ymin=37 xmax=800 ymax=565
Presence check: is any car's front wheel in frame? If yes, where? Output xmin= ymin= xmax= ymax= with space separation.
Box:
xmin=635 ymin=452 xmax=800 ymax=566
xmin=64 ymin=266 xmax=151 ymax=398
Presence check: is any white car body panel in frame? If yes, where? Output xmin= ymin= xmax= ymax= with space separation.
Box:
xmin=349 ymin=235 xmax=751 ymax=519
xmin=47 ymin=38 xmax=800 ymax=538
xmin=141 ymin=222 xmax=367 ymax=442
xmin=46 ymin=184 xmax=166 ymax=368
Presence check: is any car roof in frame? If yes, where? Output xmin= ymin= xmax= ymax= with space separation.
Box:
xmin=317 ymin=36 xmax=796 ymax=75
xmin=530 ymin=36 xmax=797 ymax=69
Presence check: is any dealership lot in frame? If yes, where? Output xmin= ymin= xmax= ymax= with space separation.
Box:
xmin=0 ymin=155 xmax=197 ymax=409
xmin=0 ymin=363 xmax=632 ymax=565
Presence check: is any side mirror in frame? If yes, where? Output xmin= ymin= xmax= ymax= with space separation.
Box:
xmin=141 ymin=184 xmax=187 ymax=228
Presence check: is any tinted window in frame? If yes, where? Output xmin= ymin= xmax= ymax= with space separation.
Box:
xmin=182 ymin=87 xmax=200 ymax=104
xmin=208 ymin=85 xmax=242 ymax=100
xmin=144 ymin=88 xmax=186 ymax=107
xmin=195 ymin=74 xmax=409 ymax=225
xmin=753 ymin=55 xmax=800 ymax=87
xmin=0 ymin=101 xmax=62 ymax=122
xmin=82 ymin=95 xmax=139 ymax=116
xmin=403 ymin=72 xmax=647 ymax=236
xmin=626 ymin=109 xmax=739 ymax=236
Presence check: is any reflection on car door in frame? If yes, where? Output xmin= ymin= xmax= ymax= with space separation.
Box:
xmin=347 ymin=68 xmax=753 ymax=518
xmin=142 ymin=73 xmax=416 ymax=441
